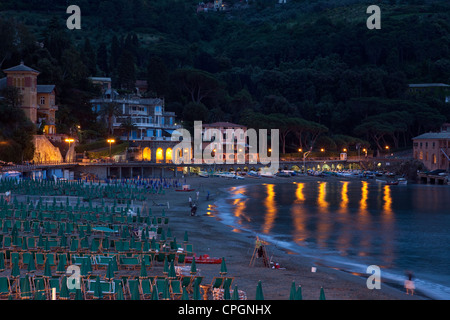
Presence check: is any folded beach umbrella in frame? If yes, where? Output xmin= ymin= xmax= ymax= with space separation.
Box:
xmin=34 ymin=279 xmax=46 ymax=300
xmin=220 ymin=257 xmax=227 ymax=276
xmin=56 ymin=256 xmax=66 ymax=274
xmin=27 ymin=252 xmax=36 ymax=273
xmin=130 ymin=281 xmax=140 ymax=300
xmin=190 ymin=257 xmax=197 ymax=275
xmin=0 ymin=252 xmax=5 ymax=272
xmin=296 ymin=285 xmax=303 ymax=300
xmin=193 ymin=279 xmax=201 ymax=300
xmin=168 ymin=260 xmax=176 ymax=279
xmin=289 ymin=281 xmax=296 ymax=300
xmin=93 ymin=276 xmax=103 ymax=300
xmin=256 ymin=280 xmax=264 ymax=300
xmin=223 ymin=281 xmax=231 ymax=300
xmin=105 ymin=260 xmax=115 ymax=281
xmin=151 ymin=285 xmax=159 ymax=300
xmin=184 ymin=231 xmax=189 ymax=243
xmin=139 ymin=259 xmax=148 ymax=279
xmin=75 ymin=288 xmax=84 ymax=300
xmin=162 ymin=278 xmax=170 ymax=300
xmin=43 ymin=258 xmax=52 ymax=278
xmin=319 ymin=287 xmax=326 ymax=300
xmin=21 ymin=236 xmax=28 ymax=251
xmin=231 ymin=285 xmax=239 ymax=300
xmin=60 ymin=276 xmax=70 ymax=300
xmin=21 ymin=274 xmax=32 ymax=300
xmin=11 ymin=257 xmax=20 ymax=278
xmin=115 ymin=282 xmax=124 ymax=301
xmin=181 ymin=286 xmax=189 ymax=300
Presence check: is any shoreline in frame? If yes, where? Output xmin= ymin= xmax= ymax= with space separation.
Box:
xmin=164 ymin=174 xmax=430 ymax=300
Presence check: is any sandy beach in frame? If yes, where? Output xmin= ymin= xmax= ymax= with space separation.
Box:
xmin=155 ymin=174 xmax=427 ymax=300
xmin=0 ymin=173 xmax=428 ymax=301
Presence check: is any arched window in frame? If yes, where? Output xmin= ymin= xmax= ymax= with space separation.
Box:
xmin=143 ymin=147 xmax=151 ymax=161
xmin=156 ymin=148 xmax=164 ymax=163
xmin=166 ymin=148 xmax=172 ymax=163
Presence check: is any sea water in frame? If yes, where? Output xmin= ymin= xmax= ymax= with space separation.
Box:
xmin=215 ymin=180 xmax=450 ymax=299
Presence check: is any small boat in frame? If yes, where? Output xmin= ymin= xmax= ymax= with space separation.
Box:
xmin=386 ymin=180 xmax=399 ymax=185
xmin=198 ymin=171 xmax=209 ymax=178
xmin=176 ymin=184 xmax=195 ymax=192
xmin=185 ymin=254 xmax=222 ymax=264
xmin=397 ymin=178 xmax=408 ymax=185
xmin=247 ymin=171 xmax=261 ymax=179
xmin=276 ymin=171 xmax=291 ymax=177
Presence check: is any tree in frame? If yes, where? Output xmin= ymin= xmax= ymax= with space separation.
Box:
xmin=147 ymin=56 xmax=169 ymax=97
xmin=117 ymin=50 xmax=136 ymax=91
xmin=171 ymin=69 xmax=221 ymax=105
xmin=99 ymin=102 xmax=122 ymax=136
xmin=120 ymin=117 xmax=137 ymax=142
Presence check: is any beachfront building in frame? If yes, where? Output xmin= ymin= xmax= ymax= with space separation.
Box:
xmin=200 ymin=121 xmax=255 ymax=164
xmin=91 ymin=91 xmax=180 ymax=163
xmin=0 ymin=62 xmax=58 ymax=134
xmin=413 ymin=124 xmax=450 ymax=171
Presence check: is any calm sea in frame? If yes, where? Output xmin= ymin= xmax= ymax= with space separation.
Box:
xmin=214 ymin=179 xmax=450 ymax=299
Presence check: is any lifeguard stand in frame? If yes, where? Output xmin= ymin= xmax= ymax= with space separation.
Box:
xmin=249 ymin=236 xmax=270 ymax=268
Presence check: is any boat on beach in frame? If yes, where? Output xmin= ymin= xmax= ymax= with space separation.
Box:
xmin=198 ymin=171 xmax=209 ymax=178
xmin=185 ymin=254 xmax=222 ymax=264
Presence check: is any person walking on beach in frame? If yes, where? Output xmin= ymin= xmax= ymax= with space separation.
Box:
xmin=404 ymin=271 xmax=415 ymax=295
xmin=190 ymin=204 xmax=197 ymax=216
xmin=196 ymin=191 xmax=199 ymax=201
xmin=189 ymin=196 xmax=192 ymax=207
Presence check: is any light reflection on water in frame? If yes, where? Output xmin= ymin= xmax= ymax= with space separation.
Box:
xmin=223 ymin=180 xmax=450 ymax=298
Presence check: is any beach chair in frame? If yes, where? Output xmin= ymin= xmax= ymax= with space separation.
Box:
xmin=10 ymin=252 xmax=20 ymax=268
xmin=210 ymin=277 xmax=225 ymax=290
xmin=141 ymin=254 xmax=153 ymax=268
xmin=119 ymin=256 xmax=140 ymax=270
xmin=222 ymin=277 xmax=234 ymax=289
xmin=35 ymin=253 xmax=45 ymax=269
xmin=45 ymin=277 xmax=61 ymax=300
xmin=17 ymin=276 xmax=33 ymax=300
xmin=84 ymin=278 xmax=115 ymax=300
xmin=139 ymin=279 xmax=153 ymax=300
xmin=0 ymin=277 xmax=11 ymax=299
xmin=187 ymin=276 xmax=204 ymax=294
xmin=180 ymin=275 xmax=193 ymax=289
xmin=32 ymin=277 xmax=47 ymax=300
xmin=126 ymin=278 xmax=141 ymax=300
xmin=177 ymin=252 xmax=186 ymax=266
xmin=170 ymin=280 xmax=183 ymax=300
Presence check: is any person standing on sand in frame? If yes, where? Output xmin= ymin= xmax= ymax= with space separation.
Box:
xmin=189 ymin=196 xmax=192 ymax=207
xmin=405 ymin=271 xmax=415 ymax=295
xmin=196 ymin=191 xmax=199 ymax=201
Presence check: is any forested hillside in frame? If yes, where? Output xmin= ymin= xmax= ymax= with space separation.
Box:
xmin=1 ymin=0 xmax=450 ymax=154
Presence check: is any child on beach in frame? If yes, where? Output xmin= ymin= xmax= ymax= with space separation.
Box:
xmin=404 ymin=271 xmax=415 ymax=295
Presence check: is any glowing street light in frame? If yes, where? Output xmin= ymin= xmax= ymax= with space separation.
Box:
xmin=298 ymin=148 xmax=302 ymax=152
xmin=65 ymin=138 xmax=75 ymax=163
xmin=107 ymin=139 xmax=115 ymax=158
xmin=320 ymin=148 xmax=325 ymax=152
xmin=343 ymin=148 xmax=347 ymax=152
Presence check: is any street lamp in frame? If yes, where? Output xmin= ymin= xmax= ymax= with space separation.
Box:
xmin=65 ymin=138 xmax=75 ymax=163
xmin=107 ymin=139 xmax=115 ymax=159
xmin=320 ymin=148 xmax=325 ymax=152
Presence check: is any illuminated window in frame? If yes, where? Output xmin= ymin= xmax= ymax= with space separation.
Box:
xmin=419 ymin=151 xmax=423 ymax=160
xmin=166 ymin=148 xmax=172 ymax=163
xmin=142 ymin=147 xmax=151 ymax=161
xmin=432 ymin=154 xmax=437 ymax=164
xmin=156 ymin=148 xmax=164 ymax=163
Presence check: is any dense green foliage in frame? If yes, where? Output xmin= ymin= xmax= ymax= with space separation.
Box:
xmin=1 ymin=0 xmax=450 ymax=154
xmin=0 ymin=87 xmax=36 ymax=162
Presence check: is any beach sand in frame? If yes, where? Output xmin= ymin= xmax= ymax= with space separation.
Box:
xmin=154 ymin=174 xmax=426 ymax=300
xmin=0 ymin=174 xmax=427 ymax=301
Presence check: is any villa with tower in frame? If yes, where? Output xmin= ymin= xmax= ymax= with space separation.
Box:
xmin=0 ymin=61 xmax=58 ymax=135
